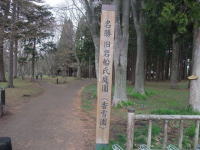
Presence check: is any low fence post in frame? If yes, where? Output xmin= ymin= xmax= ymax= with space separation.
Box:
xmin=147 ymin=120 xmax=152 ymax=149
xmin=0 ymin=88 xmax=5 ymax=117
xmin=127 ymin=108 xmax=135 ymax=150
xmin=178 ymin=120 xmax=184 ymax=150
xmin=163 ymin=120 xmax=168 ymax=150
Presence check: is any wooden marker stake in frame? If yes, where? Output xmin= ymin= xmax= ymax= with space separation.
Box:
xmin=96 ymin=4 xmax=116 ymax=150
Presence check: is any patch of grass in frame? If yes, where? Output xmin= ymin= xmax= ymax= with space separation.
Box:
xmin=0 ymin=78 xmax=34 ymax=88
xmin=0 ymin=82 xmax=7 ymax=88
xmin=116 ymin=101 xmax=134 ymax=109
xmin=127 ymin=87 xmax=146 ymax=100
xmin=183 ymin=136 xmax=193 ymax=149
xmin=109 ymin=134 xmax=126 ymax=149
xmin=185 ymin=124 xmax=195 ymax=138
xmin=151 ymin=108 xmax=200 ymax=115
xmin=81 ymin=84 xmax=97 ymax=112
xmin=134 ymin=123 xmax=161 ymax=145
xmin=132 ymin=82 xmax=189 ymax=114
xmin=135 ymin=135 xmax=146 ymax=145
xmin=43 ymin=75 xmax=76 ymax=84
xmin=0 ymin=78 xmax=43 ymax=104
xmin=81 ymin=99 xmax=93 ymax=111
xmin=127 ymin=86 xmax=157 ymax=100
xmin=152 ymin=124 xmax=161 ymax=136
xmin=81 ymin=81 xmax=195 ymax=149
xmin=83 ymin=84 xmax=97 ymax=98
xmin=145 ymin=89 xmax=157 ymax=97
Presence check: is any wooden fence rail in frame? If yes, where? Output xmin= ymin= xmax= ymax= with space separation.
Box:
xmin=127 ymin=108 xmax=200 ymax=150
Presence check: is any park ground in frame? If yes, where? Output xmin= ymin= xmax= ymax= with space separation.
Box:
xmin=81 ymin=81 xmax=200 ymax=150
xmin=0 ymin=78 xmax=200 ymax=150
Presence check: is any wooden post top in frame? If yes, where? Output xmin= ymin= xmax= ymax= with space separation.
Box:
xmin=128 ymin=107 xmax=135 ymax=113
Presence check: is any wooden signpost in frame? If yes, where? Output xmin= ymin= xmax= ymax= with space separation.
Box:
xmin=96 ymin=4 xmax=116 ymax=150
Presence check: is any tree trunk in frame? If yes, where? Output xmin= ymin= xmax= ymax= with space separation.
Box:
xmin=77 ymin=65 xmax=81 ymax=78
xmin=113 ymin=0 xmax=130 ymax=105
xmin=131 ymin=0 xmax=145 ymax=94
xmin=74 ymin=47 xmax=81 ymax=78
xmin=8 ymin=39 xmax=14 ymax=88
xmin=13 ymin=39 xmax=18 ymax=78
xmin=8 ymin=1 xmax=16 ymax=88
xmin=161 ymin=57 xmax=165 ymax=80
xmin=134 ymin=28 xmax=145 ymax=94
xmin=189 ymin=25 xmax=200 ymax=112
xmin=170 ymin=34 xmax=180 ymax=89
xmin=113 ymin=45 xmax=128 ymax=105
xmin=31 ymin=39 xmax=36 ymax=81
xmin=156 ymin=56 xmax=159 ymax=80
xmin=19 ymin=64 xmax=24 ymax=80
xmin=83 ymin=0 xmax=100 ymax=79
xmin=13 ymin=2 xmax=19 ymax=79
xmin=0 ymin=0 xmax=10 ymax=82
xmin=0 ymin=28 xmax=6 ymax=82
xmin=89 ymin=56 xmax=91 ymax=79
xmin=91 ymin=35 xmax=99 ymax=79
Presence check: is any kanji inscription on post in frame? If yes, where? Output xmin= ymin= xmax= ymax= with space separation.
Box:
xmin=96 ymin=4 xmax=115 ymax=145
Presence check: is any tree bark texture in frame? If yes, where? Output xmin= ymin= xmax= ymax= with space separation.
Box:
xmin=74 ymin=46 xmax=81 ymax=78
xmin=170 ymin=34 xmax=180 ymax=89
xmin=31 ymin=39 xmax=36 ymax=81
xmin=134 ymin=29 xmax=145 ymax=94
xmin=92 ymin=35 xmax=100 ymax=79
xmin=0 ymin=0 xmax=9 ymax=82
xmin=0 ymin=28 xmax=6 ymax=82
xmin=8 ymin=37 xmax=14 ymax=88
xmin=131 ymin=0 xmax=145 ymax=94
xmin=77 ymin=65 xmax=81 ymax=78
xmin=13 ymin=39 xmax=18 ymax=78
xmin=189 ymin=25 xmax=200 ymax=112
xmin=13 ymin=3 xmax=19 ymax=79
xmin=8 ymin=1 xmax=16 ymax=88
xmin=113 ymin=0 xmax=130 ymax=105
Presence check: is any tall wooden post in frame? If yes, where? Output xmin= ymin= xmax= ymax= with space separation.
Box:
xmin=96 ymin=4 xmax=115 ymax=150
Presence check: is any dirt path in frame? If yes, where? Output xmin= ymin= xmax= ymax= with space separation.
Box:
xmin=0 ymin=79 xmax=93 ymax=150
